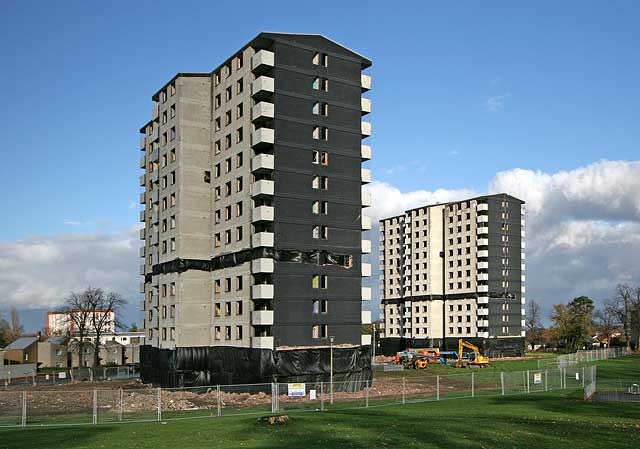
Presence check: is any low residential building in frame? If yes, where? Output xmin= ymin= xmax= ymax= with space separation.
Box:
xmin=46 ymin=310 xmax=115 ymax=336
xmin=3 ymin=336 xmax=39 ymax=364
xmin=37 ymin=336 xmax=70 ymax=368
xmin=70 ymin=340 xmax=126 ymax=367
xmin=379 ymin=194 xmax=526 ymax=356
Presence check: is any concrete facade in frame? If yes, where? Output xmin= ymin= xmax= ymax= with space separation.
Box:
xmin=379 ymin=194 xmax=526 ymax=355
xmin=139 ymin=33 xmax=372 ymax=351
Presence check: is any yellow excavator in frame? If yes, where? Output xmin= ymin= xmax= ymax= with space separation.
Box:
xmin=456 ymin=339 xmax=491 ymax=368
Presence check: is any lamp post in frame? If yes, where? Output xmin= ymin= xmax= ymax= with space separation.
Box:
xmin=330 ymin=336 xmax=335 ymax=404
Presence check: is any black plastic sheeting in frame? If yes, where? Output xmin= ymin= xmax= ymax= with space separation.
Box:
xmin=140 ymin=345 xmax=372 ymax=388
xmin=148 ymin=248 xmax=353 ymax=279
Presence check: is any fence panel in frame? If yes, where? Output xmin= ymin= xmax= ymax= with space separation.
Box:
xmin=25 ymin=390 xmax=93 ymax=426
xmin=403 ymin=376 xmax=438 ymax=403
xmin=503 ymin=370 xmax=527 ymax=395
xmin=161 ymin=386 xmax=219 ymax=421
xmin=0 ymin=392 xmax=23 ymax=427
xmin=219 ymin=383 xmax=272 ymax=417
xmin=277 ymin=381 xmax=323 ymax=413
xmin=322 ymin=380 xmax=368 ymax=411
xmin=438 ymin=373 xmax=473 ymax=400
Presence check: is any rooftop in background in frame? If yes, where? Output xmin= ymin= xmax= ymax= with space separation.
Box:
xmin=2 ymin=336 xmax=39 ymax=350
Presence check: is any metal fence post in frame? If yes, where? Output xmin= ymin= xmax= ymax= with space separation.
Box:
xmin=526 ymin=370 xmax=530 ymax=394
xmin=157 ymin=387 xmax=161 ymax=422
xmin=92 ymin=389 xmax=97 ymax=425
xmin=501 ymin=372 xmax=504 ymax=396
xmin=119 ymin=388 xmax=123 ymax=422
xmin=275 ymin=382 xmax=279 ymax=412
xmin=216 ymin=385 xmax=221 ymax=417
xmin=402 ymin=377 xmax=406 ymax=405
xmin=545 ymin=369 xmax=548 ymax=392
xmin=271 ymin=383 xmax=275 ymax=413
xmin=320 ymin=381 xmax=325 ymax=412
xmin=471 ymin=372 xmax=475 ymax=398
xmin=436 ymin=375 xmax=440 ymax=400
xmin=365 ymin=380 xmax=369 ymax=408
xmin=21 ymin=391 xmax=26 ymax=428
xmin=582 ymin=366 xmax=585 ymax=388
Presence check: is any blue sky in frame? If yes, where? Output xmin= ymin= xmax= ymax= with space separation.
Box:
xmin=1 ymin=1 xmax=640 ymax=332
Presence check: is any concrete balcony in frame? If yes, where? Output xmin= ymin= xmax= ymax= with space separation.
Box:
xmin=251 ymin=76 xmax=274 ymax=101
xmin=522 ymin=285 xmax=526 ymax=293
xmin=521 ymin=252 xmax=526 ymax=260
xmin=362 ymin=191 xmax=372 ymax=207
xmin=361 ymin=168 xmax=372 ymax=184
xmin=139 ymin=174 xmax=145 ymax=186
xmin=521 ymin=241 xmax=526 ymax=249
xmin=477 ymin=226 xmax=489 ymax=235
xmin=151 ymin=211 xmax=159 ymax=224
xmin=477 ymin=261 xmax=489 ymax=269
xmin=361 ymin=74 xmax=371 ymax=91
xmin=522 ymin=274 xmax=526 ymax=282
xmin=361 ymin=334 xmax=372 ymax=346
xmin=477 ymin=273 xmax=489 ymax=281
xmin=149 ymin=127 xmax=159 ymax=142
xmin=252 ymin=231 xmax=274 ymax=248
xmin=151 ymin=189 xmax=159 ymax=204
xmin=362 ymin=215 xmax=372 ymax=230
xmin=251 ymin=336 xmax=274 ymax=350
xmin=251 ymin=50 xmax=274 ymax=75
xmin=150 ymin=169 xmax=159 ymax=183
xmin=477 ymin=203 xmax=489 ymax=212
xmin=139 ymin=228 xmax=145 ymax=240
xmin=252 ymin=258 xmax=274 ymax=273
xmin=361 ymin=121 xmax=372 ymax=137
xmin=251 ymin=310 xmax=274 ymax=326
xmin=139 ymin=155 xmax=146 ymax=168
xmin=139 ymin=210 xmax=145 ymax=222
xmin=362 ymin=287 xmax=371 ymax=301
xmin=521 ymin=219 xmax=526 ymax=227
xmin=251 ymin=154 xmax=274 ymax=174
xmin=477 ymin=215 xmax=489 ymax=223
xmin=477 ymin=331 xmax=489 ymax=338
xmin=139 ymin=300 xmax=145 ymax=312
xmin=362 ymin=311 xmax=372 ymax=325
xmin=251 ymin=179 xmax=274 ymax=198
xmin=477 ymin=308 xmax=489 ymax=316
xmin=150 ymin=232 xmax=159 ymax=246
xmin=521 ymin=263 xmax=526 ymax=271
xmin=361 ymin=144 xmax=372 ymax=160
xmin=252 ymin=284 xmax=274 ymax=299
xmin=252 ymin=205 xmax=274 ymax=222
xmin=139 ymin=136 xmax=146 ymax=151
xmin=251 ymin=127 xmax=275 ymax=150
xmin=477 ymin=238 xmax=489 ymax=246
xmin=362 ymin=239 xmax=371 ymax=254
xmin=477 ymin=250 xmax=489 ymax=258
xmin=139 ymin=246 xmax=145 ymax=258
xmin=478 ymin=285 xmax=489 ymax=293
xmin=152 ymin=102 xmax=159 ymax=120
xmin=139 ymin=282 xmax=145 ymax=293
xmin=361 ymin=98 xmax=371 ymax=115
xmin=362 ymin=263 xmax=372 ymax=277
xmin=251 ymin=101 xmax=274 ymax=124
xmin=477 ymin=297 xmax=489 ymax=305
xmin=477 ymin=319 xmax=489 ymax=327
xmin=139 ymin=192 xmax=145 ymax=204
xmin=139 ymin=264 xmax=146 ymax=275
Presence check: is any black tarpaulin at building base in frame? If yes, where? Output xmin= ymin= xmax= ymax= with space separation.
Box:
xmin=140 ymin=345 xmax=372 ymax=388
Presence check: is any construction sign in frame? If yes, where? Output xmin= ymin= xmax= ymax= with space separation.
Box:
xmin=287 ymin=383 xmax=306 ymax=397
xmin=533 ymin=372 xmax=542 ymax=384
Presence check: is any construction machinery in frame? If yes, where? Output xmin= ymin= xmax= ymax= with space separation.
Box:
xmin=395 ymin=348 xmax=446 ymax=369
xmin=455 ymin=339 xmax=491 ymax=368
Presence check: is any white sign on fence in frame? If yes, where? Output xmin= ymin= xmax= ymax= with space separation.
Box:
xmin=309 ymin=389 xmax=317 ymax=400
xmin=287 ymin=383 xmax=306 ymax=397
xmin=58 ymin=372 xmax=67 ymax=379
xmin=533 ymin=372 xmax=542 ymax=384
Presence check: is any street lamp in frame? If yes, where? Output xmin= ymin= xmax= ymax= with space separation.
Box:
xmin=330 ymin=336 xmax=335 ymax=404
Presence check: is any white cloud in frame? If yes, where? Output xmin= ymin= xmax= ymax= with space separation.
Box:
xmin=365 ymin=160 xmax=640 ymax=317
xmin=0 ymin=230 xmax=138 ymax=310
xmin=486 ymin=94 xmax=510 ymax=112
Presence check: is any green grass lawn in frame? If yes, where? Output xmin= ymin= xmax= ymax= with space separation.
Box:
xmin=1 ymin=390 xmax=639 ymax=449
xmin=0 ymin=355 xmax=637 ymax=449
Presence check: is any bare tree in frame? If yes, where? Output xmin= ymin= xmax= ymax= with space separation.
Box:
xmin=0 ymin=307 xmax=24 ymax=346
xmin=605 ymin=284 xmax=640 ymax=349
xmin=88 ymin=291 xmax=125 ymax=368
xmin=525 ymin=299 xmax=543 ymax=349
xmin=594 ymin=307 xmax=616 ymax=346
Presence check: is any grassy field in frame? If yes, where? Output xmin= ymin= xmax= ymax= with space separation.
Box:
xmin=0 ymin=354 xmax=637 ymax=449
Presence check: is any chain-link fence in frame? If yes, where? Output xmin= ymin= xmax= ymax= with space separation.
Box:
xmin=551 ymin=347 xmax=629 ymax=369
xmin=0 ymin=366 xmax=599 ymax=429
xmin=588 ymin=377 xmax=640 ymax=402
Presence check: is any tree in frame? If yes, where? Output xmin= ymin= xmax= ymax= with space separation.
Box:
xmin=525 ymin=299 xmax=544 ymax=349
xmin=605 ymin=284 xmax=640 ymax=349
xmin=129 ymin=322 xmax=139 ymax=332
xmin=62 ymin=287 xmax=125 ymax=368
xmin=0 ymin=307 xmax=23 ymax=347
xmin=88 ymin=290 xmax=125 ymax=368
xmin=550 ymin=296 xmax=595 ymax=351
xmin=594 ymin=307 xmax=616 ymax=346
